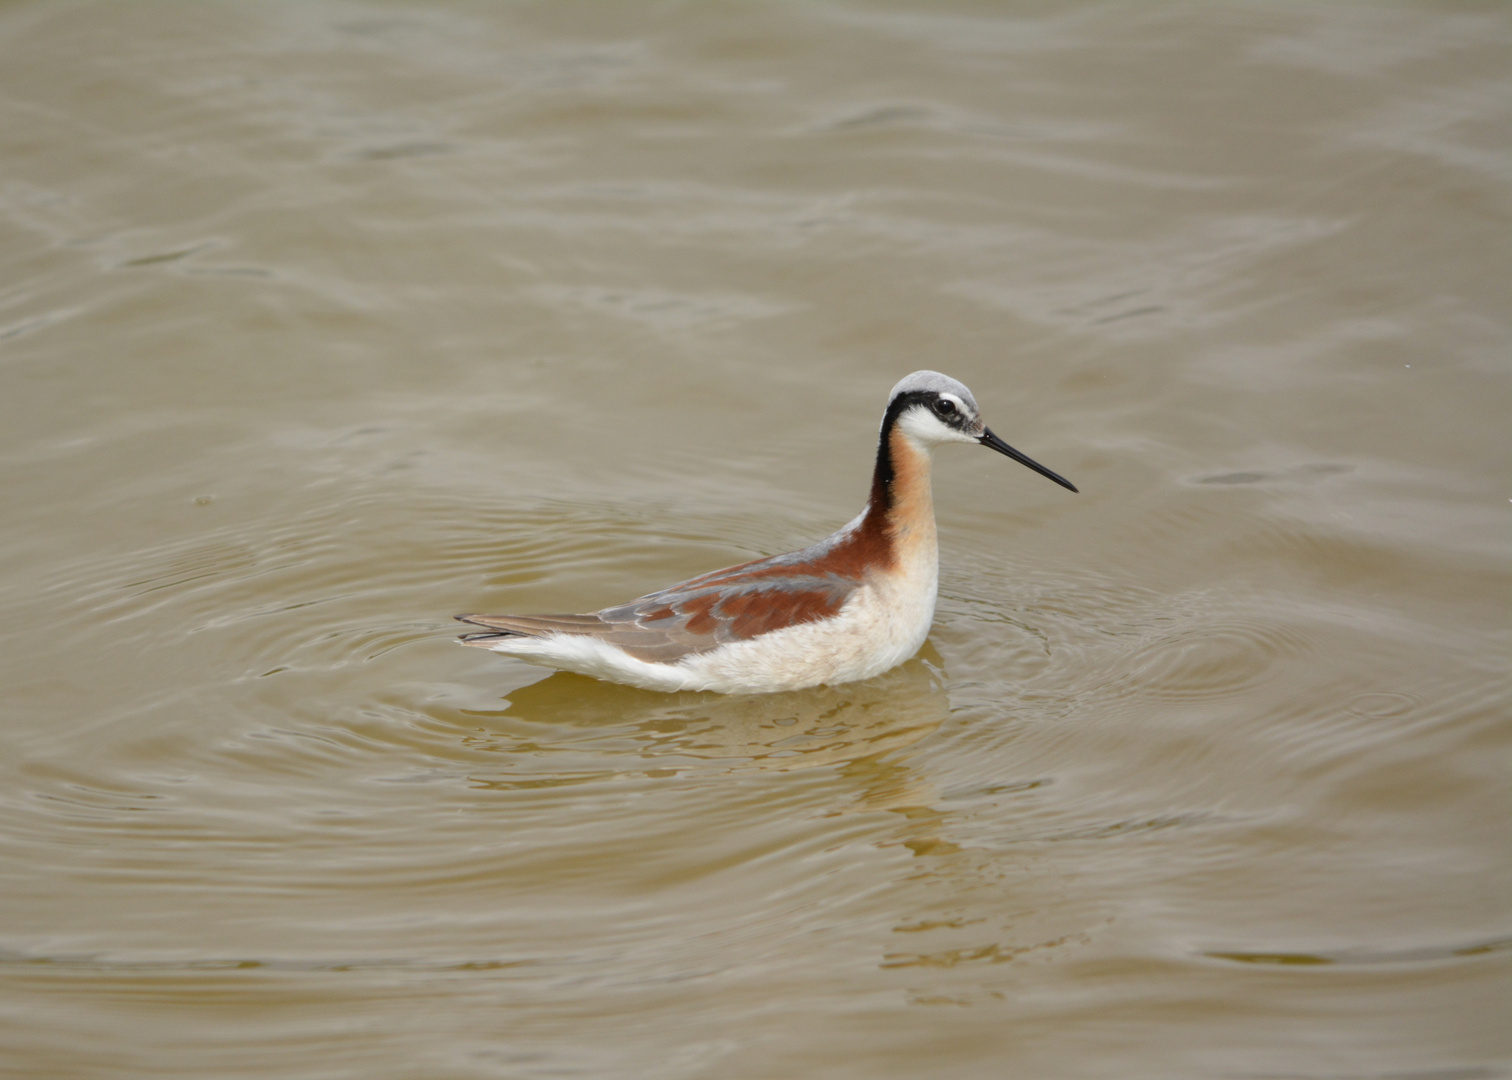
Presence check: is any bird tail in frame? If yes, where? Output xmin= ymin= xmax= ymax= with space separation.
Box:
xmin=453 ymin=613 xmax=607 ymax=647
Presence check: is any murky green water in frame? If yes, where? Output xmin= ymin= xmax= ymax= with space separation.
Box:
xmin=1 ymin=3 xmax=1507 ymax=1077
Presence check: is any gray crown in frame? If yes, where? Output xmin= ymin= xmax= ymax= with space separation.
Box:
xmin=888 ymin=370 xmax=979 ymax=414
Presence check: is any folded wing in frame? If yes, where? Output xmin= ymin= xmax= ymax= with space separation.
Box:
xmin=457 ymin=557 xmax=861 ymax=665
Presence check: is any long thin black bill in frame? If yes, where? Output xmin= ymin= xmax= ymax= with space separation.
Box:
xmin=979 ymin=427 xmax=1078 ymax=493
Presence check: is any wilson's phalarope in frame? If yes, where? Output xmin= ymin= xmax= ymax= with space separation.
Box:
xmin=457 ymin=371 xmax=1076 ymax=694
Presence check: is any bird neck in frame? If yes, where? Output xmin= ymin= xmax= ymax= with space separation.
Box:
xmin=859 ymin=418 xmax=938 ymax=571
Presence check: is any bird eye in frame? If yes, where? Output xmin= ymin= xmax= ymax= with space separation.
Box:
xmin=934 ymin=398 xmax=956 ymax=416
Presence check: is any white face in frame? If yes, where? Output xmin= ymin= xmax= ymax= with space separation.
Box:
xmin=896 ymin=395 xmax=983 ymax=447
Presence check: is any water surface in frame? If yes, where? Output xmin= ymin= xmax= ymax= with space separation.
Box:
xmin=0 ymin=3 xmax=1507 ymax=1077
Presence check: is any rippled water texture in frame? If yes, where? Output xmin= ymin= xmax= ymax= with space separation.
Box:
xmin=1 ymin=3 xmax=1508 ymax=1077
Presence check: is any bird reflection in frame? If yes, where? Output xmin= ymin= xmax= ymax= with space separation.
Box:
xmin=463 ymin=649 xmax=951 ymax=781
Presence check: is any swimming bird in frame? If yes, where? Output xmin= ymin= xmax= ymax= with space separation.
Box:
xmin=456 ymin=371 xmax=1076 ymax=694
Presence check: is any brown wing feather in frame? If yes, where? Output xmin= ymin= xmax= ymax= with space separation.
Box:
xmin=456 ymin=545 xmax=865 ymax=665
